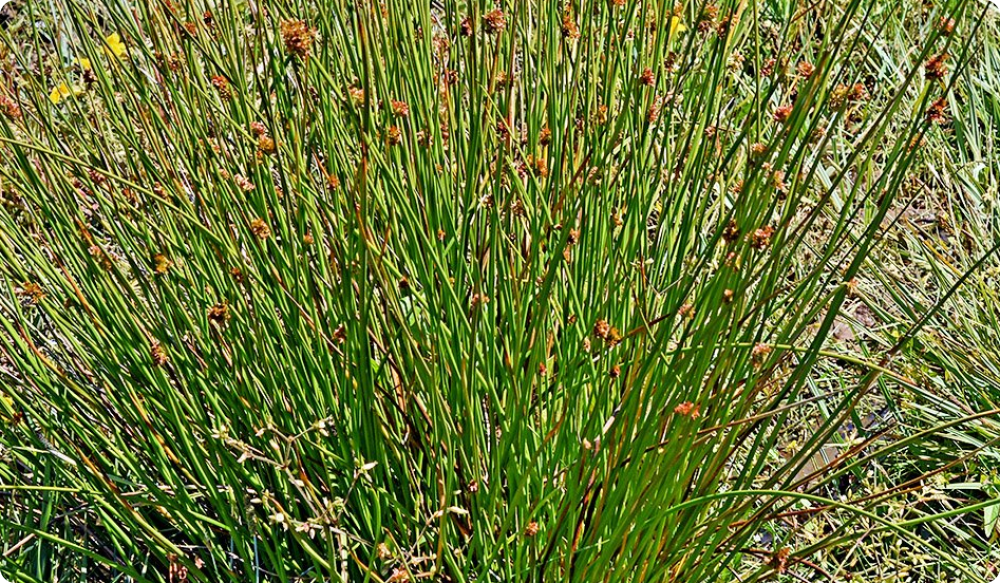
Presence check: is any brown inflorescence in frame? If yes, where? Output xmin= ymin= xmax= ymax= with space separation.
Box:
xmin=280 ymin=19 xmax=318 ymax=59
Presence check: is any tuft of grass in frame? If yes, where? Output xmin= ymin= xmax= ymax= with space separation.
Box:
xmin=0 ymin=0 xmax=995 ymax=581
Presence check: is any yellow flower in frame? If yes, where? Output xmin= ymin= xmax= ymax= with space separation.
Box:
xmin=78 ymin=57 xmax=92 ymax=70
xmin=49 ymin=82 xmax=84 ymax=104
xmin=670 ymin=16 xmax=686 ymax=37
xmin=1 ymin=394 xmax=12 ymax=408
xmin=50 ymin=83 xmax=71 ymax=104
xmin=104 ymin=32 xmax=127 ymax=58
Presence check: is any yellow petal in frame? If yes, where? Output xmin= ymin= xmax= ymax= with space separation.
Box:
xmin=104 ymin=33 xmax=127 ymax=58
xmin=49 ymin=83 xmax=70 ymax=104
xmin=78 ymin=57 xmax=92 ymax=70
xmin=1 ymin=394 xmax=12 ymax=408
xmin=670 ymin=16 xmax=686 ymax=35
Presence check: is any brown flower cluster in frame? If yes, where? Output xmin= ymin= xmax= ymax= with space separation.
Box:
xmin=674 ymin=401 xmax=701 ymax=418
xmin=483 ymin=10 xmax=506 ymax=35
xmin=281 ymin=19 xmax=318 ymax=59
xmin=593 ymin=319 xmax=622 ymax=347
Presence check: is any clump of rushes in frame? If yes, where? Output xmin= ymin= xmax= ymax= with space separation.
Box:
xmin=0 ymin=1 xmax=991 ymax=583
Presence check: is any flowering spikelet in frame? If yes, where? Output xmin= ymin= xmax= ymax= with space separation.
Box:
xmin=207 ymin=301 xmax=230 ymax=326
xmin=722 ymin=219 xmax=740 ymax=243
xmin=697 ymin=4 xmax=718 ymax=33
xmin=257 ymin=135 xmax=276 ymax=155
xmin=539 ymin=127 xmax=552 ymax=146
xmin=674 ymin=401 xmax=700 ymax=418
xmin=926 ymin=97 xmax=949 ymax=125
xmin=151 ymin=341 xmax=169 ymax=367
xmin=280 ymin=19 xmax=317 ymax=59
xmin=348 ymin=86 xmax=365 ymax=107
xmin=234 ymin=174 xmax=255 ymax=192
xmin=524 ymin=521 xmax=540 ymax=537
xmin=925 ymin=53 xmax=948 ymax=80
xmin=460 ymin=16 xmax=474 ymax=37
xmin=390 ymin=99 xmax=409 ymax=117
xmin=89 ymin=245 xmax=114 ymax=270
xmin=750 ymin=226 xmax=774 ymax=250
xmin=561 ymin=7 xmax=580 ymax=40
xmin=250 ymin=218 xmax=271 ymax=239
xmin=0 ymin=94 xmax=21 ymax=120
xmin=937 ymin=17 xmax=955 ymax=37
xmin=386 ymin=125 xmax=402 ymax=145
xmin=211 ymin=75 xmax=231 ymax=100
xmin=772 ymin=104 xmax=793 ymax=123
xmin=483 ymin=9 xmax=506 ymax=35
xmin=153 ymin=253 xmax=173 ymax=275
xmin=639 ymin=67 xmax=656 ymax=87
xmin=796 ymin=61 xmax=815 ymax=79
xmin=16 ymin=282 xmax=45 ymax=305
xmin=593 ymin=319 xmax=622 ymax=346
xmin=250 ymin=121 xmax=268 ymax=137
xmin=751 ymin=343 xmax=772 ymax=366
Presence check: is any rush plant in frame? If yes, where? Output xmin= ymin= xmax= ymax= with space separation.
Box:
xmin=0 ymin=0 xmax=995 ymax=581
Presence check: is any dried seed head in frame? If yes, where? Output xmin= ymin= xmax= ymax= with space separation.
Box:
xmin=796 ymin=61 xmax=815 ymax=79
xmin=390 ymin=99 xmax=409 ymax=117
xmin=250 ymin=121 xmax=268 ymax=137
xmin=250 ymin=218 xmax=271 ymax=239
xmin=460 ymin=16 xmax=474 ymax=37
xmin=561 ymin=8 xmax=580 ymax=40
xmin=235 ymin=174 xmax=255 ymax=192
xmin=722 ymin=219 xmax=740 ymax=244
xmin=638 ymin=67 xmax=656 ymax=87
xmin=207 ymin=301 xmax=230 ymax=326
xmin=924 ymin=53 xmax=948 ymax=80
xmin=151 ymin=341 xmax=169 ymax=367
xmin=593 ymin=104 xmax=609 ymax=126
xmin=88 ymin=169 xmax=108 ymax=187
xmin=751 ymin=343 xmax=771 ymax=366
xmin=674 ymin=401 xmax=700 ymax=418
xmin=483 ymin=10 xmax=506 ymax=35
xmin=539 ymin=127 xmax=552 ymax=146
xmin=760 ymin=57 xmax=777 ymax=78
xmin=280 ymin=19 xmax=317 ymax=59
xmin=646 ymin=96 xmax=663 ymax=123
xmin=609 ymin=364 xmax=620 ymax=378
xmin=16 ymin=282 xmax=45 ymax=305
xmin=926 ymin=97 xmax=948 ymax=125
xmin=89 ymin=245 xmax=114 ymax=270
xmin=524 ymin=521 xmax=540 ymax=537
xmin=153 ymin=253 xmax=173 ymax=275
xmin=0 ymin=94 xmax=22 ymax=120
xmin=326 ymin=173 xmax=341 ymax=191
xmin=771 ymin=170 xmax=787 ymax=194
xmin=937 ymin=17 xmax=955 ymax=37
xmin=257 ymin=135 xmax=276 ymax=155
xmin=772 ymin=104 xmax=793 ymax=123
xmin=750 ymin=226 xmax=774 ymax=250
xmin=722 ymin=289 xmax=734 ymax=303
xmin=210 ymin=75 xmax=231 ymax=100
xmin=386 ymin=125 xmax=402 ymax=145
